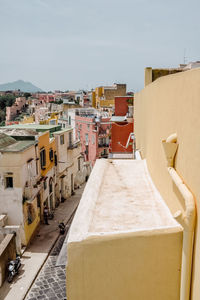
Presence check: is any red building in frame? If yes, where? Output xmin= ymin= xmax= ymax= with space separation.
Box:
xmin=75 ymin=109 xmax=111 ymax=166
xmin=110 ymin=96 xmax=134 ymax=158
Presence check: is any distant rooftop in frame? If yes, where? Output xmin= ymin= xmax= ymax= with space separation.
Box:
xmin=2 ymin=124 xmax=61 ymax=135
xmin=3 ymin=124 xmax=59 ymax=130
xmin=110 ymin=116 xmax=127 ymax=122
xmin=0 ymin=128 xmax=38 ymax=137
xmin=53 ymin=128 xmax=72 ymax=135
xmin=0 ymin=132 xmax=36 ymax=152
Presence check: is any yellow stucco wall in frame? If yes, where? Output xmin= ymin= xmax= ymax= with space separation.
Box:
xmin=23 ymin=197 xmax=40 ymax=245
xmin=20 ymin=116 xmax=35 ymax=124
xmin=39 ymin=114 xmax=58 ymax=125
xmin=94 ymin=85 xmax=126 ymax=108
xmin=38 ymin=132 xmax=55 ymax=177
xmin=67 ymin=229 xmax=182 ymax=300
xmin=135 ymin=68 xmax=200 ymax=300
xmin=99 ymin=99 xmax=114 ymax=107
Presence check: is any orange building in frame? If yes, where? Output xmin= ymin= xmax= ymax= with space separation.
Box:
xmin=109 ymin=96 xmax=134 ymax=158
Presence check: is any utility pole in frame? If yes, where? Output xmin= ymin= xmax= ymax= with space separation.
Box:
xmin=183 ymin=48 xmax=187 ymax=64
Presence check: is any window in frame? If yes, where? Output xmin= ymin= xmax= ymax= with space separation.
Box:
xmin=78 ymin=157 xmax=81 ymax=171
xmin=78 ymin=131 xmax=80 ymax=140
xmin=69 ymin=132 xmax=72 ymax=147
xmin=85 ymin=133 xmax=88 ymax=145
xmin=44 ymin=180 xmax=47 ymax=190
xmin=5 ymin=177 xmax=13 ymax=188
xmin=92 ymin=135 xmax=95 ymax=144
xmin=60 ymin=134 xmax=64 ymax=145
xmin=40 ymin=148 xmax=46 ymax=169
xmin=49 ymin=178 xmax=53 ymax=193
xmin=80 ymin=124 xmax=82 ymax=129
xmin=87 ymin=124 xmax=90 ymax=131
xmin=49 ymin=149 xmax=54 ymax=162
xmin=68 ymin=116 xmax=71 ymax=125
xmin=54 ymin=153 xmax=57 ymax=166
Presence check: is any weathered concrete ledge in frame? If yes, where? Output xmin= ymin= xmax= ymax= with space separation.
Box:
xmin=67 ymin=159 xmax=183 ymax=300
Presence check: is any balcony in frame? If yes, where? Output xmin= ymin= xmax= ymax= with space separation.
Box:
xmin=23 ymin=179 xmax=42 ymax=202
xmin=98 ymin=143 xmax=109 ymax=148
xmin=68 ymin=140 xmax=81 ymax=150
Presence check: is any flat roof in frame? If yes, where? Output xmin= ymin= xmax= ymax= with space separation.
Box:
xmin=0 ymin=140 xmax=36 ymax=152
xmin=110 ymin=116 xmax=127 ymax=122
xmin=2 ymin=124 xmax=59 ymax=130
xmin=53 ymin=128 xmax=72 ymax=135
xmin=69 ymin=160 xmax=180 ymax=242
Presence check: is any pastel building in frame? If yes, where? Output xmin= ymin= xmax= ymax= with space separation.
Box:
xmin=6 ymin=97 xmax=26 ymax=124
xmin=0 ymin=132 xmax=41 ymax=246
xmin=75 ymin=109 xmax=111 ymax=166
xmin=38 ymin=93 xmax=55 ymax=103
xmin=94 ymin=83 xmax=126 ymax=108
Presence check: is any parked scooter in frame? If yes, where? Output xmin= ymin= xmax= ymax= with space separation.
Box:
xmin=58 ymin=222 xmax=65 ymax=235
xmin=48 ymin=211 xmax=54 ymax=220
xmin=7 ymin=255 xmax=21 ymax=283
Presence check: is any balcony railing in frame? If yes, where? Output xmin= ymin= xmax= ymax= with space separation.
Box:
xmin=98 ymin=144 xmax=109 ymax=148
xmin=68 ymin=140 xmax=81 ymax=150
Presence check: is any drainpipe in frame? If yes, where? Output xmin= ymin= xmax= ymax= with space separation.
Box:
xmin=162 ymin=134 xmax=196 ymax=300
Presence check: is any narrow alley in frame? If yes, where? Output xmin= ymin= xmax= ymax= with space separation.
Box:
xmin=0 ymin=184 xmax=86 ymax=300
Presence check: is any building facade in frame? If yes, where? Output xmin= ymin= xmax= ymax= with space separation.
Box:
xmin=75 ymin=109 xmax=111 ymax=166
xmin=94 ymin=83 xmax=126 ymax=108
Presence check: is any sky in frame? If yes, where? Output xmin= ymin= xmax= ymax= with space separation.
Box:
xmin=0 ymin=0 xmax=200 ymax=92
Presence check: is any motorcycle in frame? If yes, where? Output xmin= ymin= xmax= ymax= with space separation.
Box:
xmin=58 ymin=222 xmax=65 ymax=235
xmin=48 ymin=211 xmax=54 ymax=220
xmin=7 ymin=256 xmax=21 ymax=283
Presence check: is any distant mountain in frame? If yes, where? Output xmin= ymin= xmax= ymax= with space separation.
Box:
xmin=0 ymin=80 xmax=44 ymax=93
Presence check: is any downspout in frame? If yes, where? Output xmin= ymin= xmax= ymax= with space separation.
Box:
xmin=162 ymin=133 xmax=196 ymax=300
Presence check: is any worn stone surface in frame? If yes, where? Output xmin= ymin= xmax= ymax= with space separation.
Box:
xmin=25 ymin=231 xmax=68 ymax=300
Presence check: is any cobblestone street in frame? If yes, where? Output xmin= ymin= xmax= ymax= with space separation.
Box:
xmin=25 ymin=221 xmax=71 ymax=300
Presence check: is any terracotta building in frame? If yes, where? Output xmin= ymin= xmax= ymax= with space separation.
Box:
xmin=109 ymin=96 xmax=134 ymax=158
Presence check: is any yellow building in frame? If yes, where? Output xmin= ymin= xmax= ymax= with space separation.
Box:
xmin=94 ymin=83 xmax=126 ymax=108
xmin=135 ymin=67 xmax=200 ymax=300
xmin=38 ymin=131 xmax=56 ymax=212
xmin=20 ymin=115 xmax=35 ymax=124
xmin=39 ymin=112 xmax=58 ymax=125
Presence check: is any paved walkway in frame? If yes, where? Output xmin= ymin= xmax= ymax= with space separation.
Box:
xmin=0 ymin=185 xmax=85 ymax=300
xmin=25 ymin=221 xmax=72 ymax=300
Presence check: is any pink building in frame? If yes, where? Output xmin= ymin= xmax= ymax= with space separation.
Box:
xmin=6 ymin=97 xmax=26 ymax=123
xmin=75 ymin=110 xmax=111 ymax=166
xmin=38 ymin=93 xmax=55 ymax=102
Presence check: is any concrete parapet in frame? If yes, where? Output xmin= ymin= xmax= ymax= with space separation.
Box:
xmin=0 ymin=234 xmax=16 ymax=287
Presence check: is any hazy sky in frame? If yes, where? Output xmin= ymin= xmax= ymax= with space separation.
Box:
xmin=0 ymin=0 xmax=200 ymax=92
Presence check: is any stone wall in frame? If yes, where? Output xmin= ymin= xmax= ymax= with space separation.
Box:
xmin=0 ymin=234 xmax=16 ymax=286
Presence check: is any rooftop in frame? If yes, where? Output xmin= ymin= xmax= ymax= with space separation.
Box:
xmin=53 ymin=128 xmax=72 ymax=135
xmin=110 ymin=116 xmax=127 ymax=122
xmin=3 ymin=124 xmax=59 ymax=130
xmin=0 ymin=132 xmax=36 ymax=152
xmin=0 ymin=128 xmax=38 ymax=137
xmin=0 ymin=133 xmax=16 ymax=149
